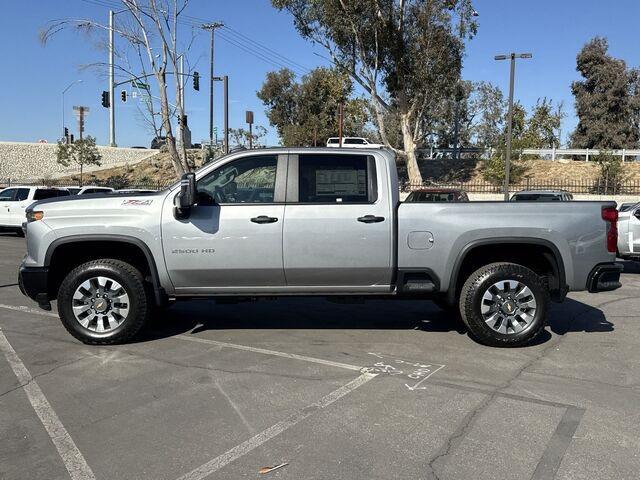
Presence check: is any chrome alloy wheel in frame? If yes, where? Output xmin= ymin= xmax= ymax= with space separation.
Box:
xmin=71 ymin=276 xmax=130 ymax=333
xmin=480 ymin=280 xmax=537 ymax=335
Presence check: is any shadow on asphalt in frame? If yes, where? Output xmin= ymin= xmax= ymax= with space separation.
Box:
xmin=137 ymin=296 xmax=611 ymax=348
xmin=619 ymin=259 xmax=640 ymax=274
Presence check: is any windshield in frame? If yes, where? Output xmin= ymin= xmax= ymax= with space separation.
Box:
xmin=406 ymin=191 xmax=458 ymax=202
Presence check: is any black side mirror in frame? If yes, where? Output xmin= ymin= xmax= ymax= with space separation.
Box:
xmin=174 ymin=172 xmax=196 ymax=219
xmin=634 ymin=209 xmax=640 ymax=220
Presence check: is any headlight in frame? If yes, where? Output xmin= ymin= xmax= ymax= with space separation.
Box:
xmin=26 ymin=210 xmax=44 ymax=222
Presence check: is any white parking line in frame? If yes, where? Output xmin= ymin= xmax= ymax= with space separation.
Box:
xmin=0 ymin=303 xmax=57 ymax=318
xmin=176 ymin=334 xmax=364 ymax=372
xmin=0 ymin=329 xmax=95 ymax=480
xmin=175 ymin=372 xmax=376 ymax=480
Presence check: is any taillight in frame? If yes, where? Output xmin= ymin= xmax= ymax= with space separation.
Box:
xmin=601 ymin=206 xmax=618 ymax=253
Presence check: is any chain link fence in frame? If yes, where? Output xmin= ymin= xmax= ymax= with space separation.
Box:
xmin=0 ymin=178 xmax=172 ymax=191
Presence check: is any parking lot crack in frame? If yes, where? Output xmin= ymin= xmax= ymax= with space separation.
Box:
xmin=426 ymin=302 xmax=593 ymax=479
xmin=0 ymin=350 xmax=94 ymax=399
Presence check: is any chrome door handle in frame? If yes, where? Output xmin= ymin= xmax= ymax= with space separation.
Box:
xmin=251 ymin=215 xmax=278 ymax=224
xmin=357 ymin=215 xmax=385 ymax=223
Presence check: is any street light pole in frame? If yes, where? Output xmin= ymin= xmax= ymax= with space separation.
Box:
xmin=495 ymin=52 xmax=532 ymax=201
xmin=201 ymin=22 xmax=224 ymax=150
xmin=109 ymin=9 xmax=116 ymax=146
xmin=62 ymin=80 xmax=82 ymax=141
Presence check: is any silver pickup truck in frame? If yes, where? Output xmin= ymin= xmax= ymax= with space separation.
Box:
xmin=18 ymin=148 xmax=622 ymax=347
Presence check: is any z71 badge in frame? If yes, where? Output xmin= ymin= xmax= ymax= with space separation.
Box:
xmin=122 ymin=199 xmax=153 ymax=206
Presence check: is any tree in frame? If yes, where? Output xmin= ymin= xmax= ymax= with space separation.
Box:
xmin=571 ymin=37 xmax=639 ymax=149
xmin=41 ymin=0 xmax=196 ymax=177
xmin=258 ymin=67 xmax=369 ymax=146
xmin=56 ymin=136 xmax=102 ymax=185
xmin=468 ymin=81 xmax=505 ymax=148
xmin=229 ymin=126 xmax=268 ymax=148
xmin=482 ymin=102 xmax=529 ymax=186
xmin=522 ymin=98 xmax=562 ymax=149
xmin=272 ymin=0 xmax=478 ymax=184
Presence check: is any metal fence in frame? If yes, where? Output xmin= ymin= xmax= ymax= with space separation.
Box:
xmin=401 ymin=178 xmax=640 ymax=195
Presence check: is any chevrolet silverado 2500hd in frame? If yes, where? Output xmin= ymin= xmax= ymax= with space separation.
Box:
xmin=18 ymin=148 xmax=622 ymax=347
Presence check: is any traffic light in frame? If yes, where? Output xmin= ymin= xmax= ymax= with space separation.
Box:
xmin=64 ymin=127 xmax=69 ymax=137
xmin=121 ymin=90 xmax=127 ymax=102
xmin=101 ymin=91 xmax=110 ymax=108
xmin=193 ymin=71 xmax=200 ymax=91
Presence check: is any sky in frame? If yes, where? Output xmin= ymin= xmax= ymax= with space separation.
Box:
xmin=0 ymin=0 xmax=638 ymax=148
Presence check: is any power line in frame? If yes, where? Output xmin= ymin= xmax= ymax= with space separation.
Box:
xmin=79 ymin=0 xmax=310 ymax=76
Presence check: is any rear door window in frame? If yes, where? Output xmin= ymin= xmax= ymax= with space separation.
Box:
xmin=15 ymin=188 xmax=30 ymax=201
xmin=297 ymin=154 xmax=375 ymax=203
xmin=344 ymin=138 xmax=366 ymax=145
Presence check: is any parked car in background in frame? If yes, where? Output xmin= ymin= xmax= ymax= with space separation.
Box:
xmin=405 ymin=188 xmax=469 ymax=203
xmin=150 ymin=136 xmax=167 ymax=149
xmin=60 ymin=186 xmax=114 ymax=195
xmin=619 ymin=202 xmax=639 ymax=212
xmin=511 ymin=190 xmax=574 ymax=202
xmin=0 ymin=186 xmax=70 ymax=235
xmin=617 ymin=202 xmax=640 ymax=260
xmin=326 ymin=137 xmax=384 ymax=148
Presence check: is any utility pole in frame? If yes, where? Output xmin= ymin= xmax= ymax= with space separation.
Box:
xmin=201 ymin=22 xmax=224 ymax=152
xmin=109 ymin=10 xmax=116 ymax=146
xmin=246 ymin=111 xmax=254 ymax=149
xmin=495 ymin=52 xmax=532 ymax=201
xmin=338 ymin=102 xmax=344 ymax=147
xmin=223 ymin=75 xmax=229 ymax=154
xmin=73 ymin=106 xmax=89 ymax=186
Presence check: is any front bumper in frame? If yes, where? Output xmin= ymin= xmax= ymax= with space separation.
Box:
xmin=587 ymin=263 xmax=623 ymax=293
xmin=18 ymin=264 xmax=52 ymax=310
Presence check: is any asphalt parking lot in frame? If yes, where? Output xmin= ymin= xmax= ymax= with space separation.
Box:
xmin=0 ymin=232 xmax=639 ymax=480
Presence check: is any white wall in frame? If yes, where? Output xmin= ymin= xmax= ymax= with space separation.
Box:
xmin=0 ymin=142 xmax=158 ymax=180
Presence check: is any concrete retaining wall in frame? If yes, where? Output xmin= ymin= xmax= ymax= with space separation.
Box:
xmin=0 ymin=142 xmax=158 ymax=180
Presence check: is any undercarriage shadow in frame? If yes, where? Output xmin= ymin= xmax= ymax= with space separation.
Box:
xmin=136 ymin=295 xmax=612 ymax=347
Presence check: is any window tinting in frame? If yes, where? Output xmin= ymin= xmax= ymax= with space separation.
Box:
xmin=197 ymin=155 xmax=278 ymax=204
xmin=0 ymin=188 xmax=17 ymax=202
xmin=34 ymin=189 xmax=67 ymax=200
xmin=344 ymin=138 xmax=366 ymax=145
xmin=16 ymin=188 xmax=30 ymax=201
xmin=298 ymin=154 xmax=370 ymax=203
xmin=327 ymin=138 xmax=339 ymax=144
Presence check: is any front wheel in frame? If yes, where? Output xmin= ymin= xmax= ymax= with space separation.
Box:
xmin=459 ymin=263 xmax=549 ymax=347
xmin=58 ymin=259 xmax=151 ymax=345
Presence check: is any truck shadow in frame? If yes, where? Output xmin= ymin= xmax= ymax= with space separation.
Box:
xmin=619 ymin=259 xmax=640 ymax=274
xmin=139 ymin=296 xmax=612 ymax=347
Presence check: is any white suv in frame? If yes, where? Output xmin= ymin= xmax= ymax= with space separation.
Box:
xmin=326 ymin=137 xmax=384 ymax=148
xmin=0 ymin=186 xmax=70 ymax=234
xmin=59 ymin=186 xmax=114 ymax=195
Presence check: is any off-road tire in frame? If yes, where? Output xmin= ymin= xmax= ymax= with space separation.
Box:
xmin=458 ymin=262 xmax=549 ymax=347
xmin=58 ymin=259 xmax=150 ymax=345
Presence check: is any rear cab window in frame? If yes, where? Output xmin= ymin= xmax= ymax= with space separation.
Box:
xmin=295 ymin=154 xmax=377 ymax=204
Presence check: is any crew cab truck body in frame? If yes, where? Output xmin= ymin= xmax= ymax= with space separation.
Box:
xmin=19 ymin=148 xmax=622 ymax=347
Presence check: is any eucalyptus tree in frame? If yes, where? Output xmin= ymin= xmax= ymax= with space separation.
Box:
xmin=272 ymin=0 xmax=478 ymax=183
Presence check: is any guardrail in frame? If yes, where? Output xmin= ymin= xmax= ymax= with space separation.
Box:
xmin=418 ymin=147 xmax=640 ymax=162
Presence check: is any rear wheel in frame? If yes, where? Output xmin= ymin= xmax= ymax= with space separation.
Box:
xmin=459 ymin=262 xmax=549 ymax=347
xmin=58 ymin=259 xmax=150 ymax=345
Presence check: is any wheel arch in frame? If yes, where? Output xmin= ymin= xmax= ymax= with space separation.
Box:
xmin=44 ymin=234 xmax=166 ymax=305
xmin=446 ymin=237 xmax=567 ymax=304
